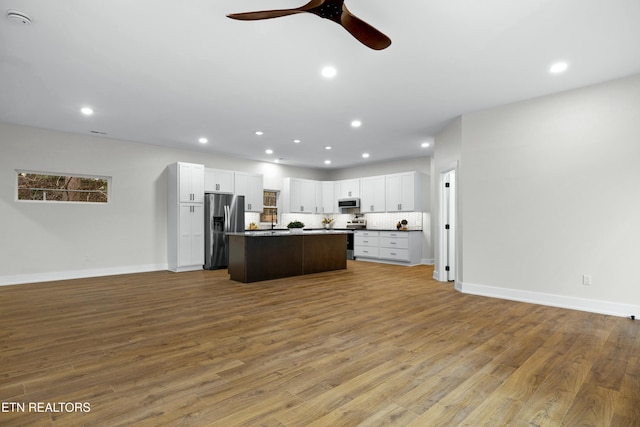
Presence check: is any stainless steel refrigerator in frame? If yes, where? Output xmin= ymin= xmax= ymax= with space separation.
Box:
xmin=204 ymin=193 xmax=245 ymax=269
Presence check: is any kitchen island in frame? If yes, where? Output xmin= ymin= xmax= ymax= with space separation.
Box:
xmin=228 ymin=230 xmax=348 ymax=283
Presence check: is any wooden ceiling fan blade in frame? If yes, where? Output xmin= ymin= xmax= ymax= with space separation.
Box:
xmin=227 ymin=0 xmax=326 ymax=20
xmin=227 ymin=9 xmax=303 ymax=21
xmin=340 ymin=10 xmax=391 ymax=50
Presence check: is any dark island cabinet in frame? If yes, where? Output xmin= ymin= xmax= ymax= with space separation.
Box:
xmin=228 ymin=233 xmax=347 ymax=283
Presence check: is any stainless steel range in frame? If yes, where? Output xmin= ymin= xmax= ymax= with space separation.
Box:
xmin=346 ymin=214 xmax=366 ymax=230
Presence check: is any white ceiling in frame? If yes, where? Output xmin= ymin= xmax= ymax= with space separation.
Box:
xmin=1 ymin=0 xmax=639 ymax=170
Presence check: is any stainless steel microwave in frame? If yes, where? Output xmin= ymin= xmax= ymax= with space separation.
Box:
xmin=338 ymin=198 xmax=360 ymax=209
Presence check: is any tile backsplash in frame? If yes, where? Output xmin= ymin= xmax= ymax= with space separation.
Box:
xmin=360 ymin=212 xmax=424 ymax=230
xmin=246 ymin=211 xmax=425 ymax=230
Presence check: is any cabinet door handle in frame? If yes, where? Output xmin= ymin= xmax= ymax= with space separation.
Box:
xmin=301 ymin=206 xmax=304 ymax=211
xmin=216 ymin=183 xmax=220 ymax=191
xmin=248 ymin=203 xmax=252 ymax=210
xmin=370 ymin=205 xmax=374 ymax=211
xmin=398 ymin=203 xmax=402 ymax=210
xmin=390 ymin=242 xmax=397 ymax=245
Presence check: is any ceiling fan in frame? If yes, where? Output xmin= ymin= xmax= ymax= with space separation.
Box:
xmin=227 ymin=0 xmax=391 ymax=50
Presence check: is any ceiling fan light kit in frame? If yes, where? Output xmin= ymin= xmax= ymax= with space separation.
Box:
xmin=227 ymin=0 xmax=391 ymax=50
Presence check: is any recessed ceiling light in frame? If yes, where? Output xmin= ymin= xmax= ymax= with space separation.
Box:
xmin=351 ymin=120 xmax=362 ymax=128
xmin=199 ymin=137 xmax=208 ymax=144
xmin=265 ymin=149 xmax=273 ymax=154
xmin=549 ymin=62 xmax=569 ymax=74
xmin=324 ymin=160 xmax=332 ymax=165
xmin=255 ymin=131 xmax=264 ymax=136
xmin=80 ymin=107 xmax=94 ymax=116
xmin=362 ymin=153 xmax=370 ymax=158
xmin=325 ymin=146 xmax=332 ymax=150
xmin=421 ymin=137 xmax=434 ymax=148
xmin=321 ymin=66 xmax=337 ymax=78
xmin=293 ymin=139 xmax=301 ymax=144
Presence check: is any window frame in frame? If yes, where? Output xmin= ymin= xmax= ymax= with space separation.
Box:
xmin=260 ymin=190 xmax=278 ymax=224
xmin=15 ymin=170 xmax=112 ymax=204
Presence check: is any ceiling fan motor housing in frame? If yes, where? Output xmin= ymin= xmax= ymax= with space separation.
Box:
xmin=318 ymin=3 xmax=342 ymax=20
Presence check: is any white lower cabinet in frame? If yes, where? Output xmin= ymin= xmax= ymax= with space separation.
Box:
xmin=177 ymin=204 xmax=205 ymax=269
xmin=354 ymin=231 xmax=380 ymax=258
xmin=354 ymin=230 xmax=422 ymax=265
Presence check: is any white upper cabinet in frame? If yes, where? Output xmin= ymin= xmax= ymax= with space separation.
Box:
xmin=312 ymin=180 xmax=337 ymax=214
xmin=315 ymin=181 xmax=323 ymax=214
xmin=178 ymin=162 xmax=204 ymax=203
xmin=385 ymin=171 xmax=422 ymax=212
xmin=234 ymin=172 xmax=264 ymax=212
xmin=279 ymin=171 xmax=422 ymax=215
xmin=360 ymin=175 xmax=386 ymax=213
xmin=321 ymin=181 xmax=336 ymax=214
xmin=336 ymin=178 xmax=360 ymax=199
xmin=282 ymin=178 xmax=316 ymax=213
xmin=204 ymin=168 xmax=234 ymax=194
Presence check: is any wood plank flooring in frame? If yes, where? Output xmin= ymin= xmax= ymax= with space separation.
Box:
xmin=1 ymin=261 xmax=638 ymax=426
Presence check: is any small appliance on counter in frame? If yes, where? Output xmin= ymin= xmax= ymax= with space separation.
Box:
xmin=346 ymin=214 xmax=366 ymax=230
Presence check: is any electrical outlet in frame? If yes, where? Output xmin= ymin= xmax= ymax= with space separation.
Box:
xmin=582 ymin=274 xmax=592 ymax=286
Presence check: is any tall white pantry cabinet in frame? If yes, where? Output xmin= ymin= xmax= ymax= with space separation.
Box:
xmin=167 ymin=162 xmax=205 ymax=272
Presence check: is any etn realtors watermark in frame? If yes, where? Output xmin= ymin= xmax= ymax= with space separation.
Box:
xmin=2 ymin=401 xmax=91 ymax=413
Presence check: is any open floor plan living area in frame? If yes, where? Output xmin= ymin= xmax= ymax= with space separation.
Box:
xmin=2 ymin=1 xmax=640 ymax=425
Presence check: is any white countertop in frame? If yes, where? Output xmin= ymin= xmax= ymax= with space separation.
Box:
xmin=229 ymin=230 xmax=351 ymax=237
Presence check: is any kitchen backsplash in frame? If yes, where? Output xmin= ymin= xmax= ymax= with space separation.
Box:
xmin=246 ymin=211 xmax=424 ymax=230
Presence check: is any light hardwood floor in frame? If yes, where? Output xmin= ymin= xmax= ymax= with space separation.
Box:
xmin=1 ymin=261 xmax=638 ymax=426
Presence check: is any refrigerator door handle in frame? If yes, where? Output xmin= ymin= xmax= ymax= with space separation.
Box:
xmin=224 ymin=205 xmax=230 ymax=233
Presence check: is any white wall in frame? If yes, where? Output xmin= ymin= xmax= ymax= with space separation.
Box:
xmin=0 ymin=123 xmax=328 ymax=284
xmin=434 ymin=74 xmax=640 ymax=316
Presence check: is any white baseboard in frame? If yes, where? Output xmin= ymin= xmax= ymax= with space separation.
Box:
xmin=421 ymin=258 xmax=435 ymax=265
xmin=458 ymin=281 xmax=639 ymax=319
xmin=0 ymin=264 xmax=169 ymax=287
xmin=354 ymin=258 xmax=424 ymax=267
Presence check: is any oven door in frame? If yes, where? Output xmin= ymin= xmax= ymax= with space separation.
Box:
xmin=346 ymin=232 xmax=355 ymax=260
